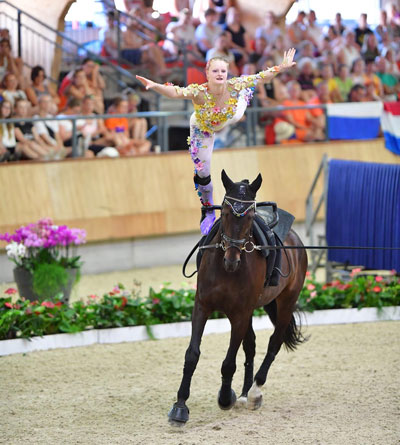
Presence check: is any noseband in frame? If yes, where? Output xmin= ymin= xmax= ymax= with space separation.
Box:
xmin=220 ymin=196 xmax=255 ymax=253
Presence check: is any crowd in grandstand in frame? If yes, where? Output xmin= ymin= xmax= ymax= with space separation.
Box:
xmin=0 ymin=0 xmax=399 ymax=162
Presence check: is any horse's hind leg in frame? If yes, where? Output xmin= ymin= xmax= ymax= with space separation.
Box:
xmin=248 ymin=297 xmax=303 ymax=410
xmin=168 ymin=302 xmax=209 ymax=426
xmin=218 ymin=314 xmax=252 ymax=410
xmin=236 ymin=318 xmax=256 ymax=407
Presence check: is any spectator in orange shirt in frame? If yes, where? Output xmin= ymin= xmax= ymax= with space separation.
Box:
xmin=105 ymin=96 xmax=151 ymax=155
xmin=282 ymin=80 xmax=325 ymax=142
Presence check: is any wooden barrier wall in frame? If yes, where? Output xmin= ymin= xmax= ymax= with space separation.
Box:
xmin=0 ymin=139 xmax=399 ymax=243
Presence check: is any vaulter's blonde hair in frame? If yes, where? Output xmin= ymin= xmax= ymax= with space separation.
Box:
xmin=205 ymin=56 xmax=230 ymax=71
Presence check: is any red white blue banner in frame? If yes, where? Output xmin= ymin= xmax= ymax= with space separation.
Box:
xmin=327 ymin=102 xmax=383 ymax=140
xmin=381 ymin=102 xmax=400 ymax=155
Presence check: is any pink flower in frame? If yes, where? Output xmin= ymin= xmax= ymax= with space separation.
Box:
xmin=109 ymin=286 xmax=121 ymax=296
xmin=307 ymin=284 xmax=315 ymax=291
xmin=375 ymin=276 xmax=383 ymax=282
xmin=41 ymin=301 xmax=55 ymax=308
xmin=390 ymin=269 xmax=397 ymax=275
xmin=350 ymin=268 xmax=362 ymax=277
xmin=4 ymin=302 xmax=13 ymax=308
xmin=152 ymin=298 xmax=160 ymax=305
xmin=310 ymin=291 xmax=317 ymax=298
xmin=88 ymin=294 xmax=98 ymax=299
xmin=4 ymin=288 xmax=17 ymax=295
xmin=372 ymin=286 xmax=382 ymax=293
xmin=305 ymin=271 xmax=311 ymax=277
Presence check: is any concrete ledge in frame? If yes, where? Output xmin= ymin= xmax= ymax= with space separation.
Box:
xmin=1 ymin=306 xmax=398 ymax=357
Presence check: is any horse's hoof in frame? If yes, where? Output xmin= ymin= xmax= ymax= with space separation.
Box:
xmin=218 ymin=389 xmax=237 ymax=410
xmin=247 ymin=382 xmax=263 ymax=411
xmin=168 ymin=402 xmax=189 ymax=426
xmin=234 ymin=395 xmax=247 ymax=410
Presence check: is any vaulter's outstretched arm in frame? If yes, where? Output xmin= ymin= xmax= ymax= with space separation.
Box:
xmin=236 ymin=48 xmax=297 ymax=88
xmin=136 ymin=75 xmax=198 ymax=100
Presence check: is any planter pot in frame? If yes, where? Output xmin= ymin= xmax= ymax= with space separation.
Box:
xmin=13 ymin=266 xmax=78 ymax=304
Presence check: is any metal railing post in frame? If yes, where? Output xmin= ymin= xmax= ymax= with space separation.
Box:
xmin=71 ymin=120 xmax=79 ymax=157
xmin=17 ymin=9 xmax=22 ymax=58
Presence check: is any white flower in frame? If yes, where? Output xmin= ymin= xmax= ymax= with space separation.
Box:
xmin=6 ymin=242 xmax=27 ymax=261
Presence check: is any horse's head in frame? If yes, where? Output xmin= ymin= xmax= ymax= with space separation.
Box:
xmin=220 ymin=169 xmax=262 ymax=273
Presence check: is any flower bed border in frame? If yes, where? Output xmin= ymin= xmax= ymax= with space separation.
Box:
xmin=1 ymin=306 xmax=399 ymax=357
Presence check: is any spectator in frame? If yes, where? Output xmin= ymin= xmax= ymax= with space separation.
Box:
xmin=348 ymin=83 xmax=366 ymax=102
xmin=268 ymin=35 xmax=287 ymax=67
xmin=126 ymin=90 xmax=148 ymax=141
xmin=354 ymin=13 xmax=373 ymax=47
xmin=334 ymin=64 xmax=353 ymax=102
xmin=0 ymin=38 xmax=23 ymax=87
xmin=206 ymin=31 xmax=239 ymax=76
xmin=375 ymin=55 xmax=400 ymax=100
xmin=163 ymin=8 xmax=201 ymax=60
xmin=364 ymin=81 xmax=381 ymax=101
xmin=388 ymin=3 xmax=400 ymax=40
xmin=195 ymin=8 xmax=222 ymax=57
xmin=25 ymin=65 xmax=59 ymax=112
xmin=287 ymin=11 xmax=307 ymax=47
xmin=102 ymin=10 xmax=120 ymax=60
xmin=57 ymin=97 xmax=85 ymax=156
xmin=364 ymin=59 xmax=384 ymax=98
xmin=314 ymin=63 xmax=342 ymax=102
xmin=307 ymin=80 xmax=330 ymax=137
xmin=248 ymin=36 xmax=269 ymax=71
xmin=381 ymin=47 xmax=400 ymax=75
xmin=81 ymin=59 xmax=105 ymax=114
xmin=375 ymin=9 xmax=391 ymax=44
xmin=80 ymin=95 xmax=119 ymax=156
xmin=306 ymin=10 xmax=324 ymax=50
xmin=332 ymin=12 xmax=346 ymax=36
xmin=2 ymin=72 xmax=27 ymax=108
xmin=0 ymin=99 xmax=18 ymax=161
xmin=361 ymin=33 xmax=380 ymax=63
xmin=297 ymin=40 xmax=316 ymax=60
xmin=123 ymin=13 xmax=170 ymax=79
xmin=33 ymin=94 xmax=65 ymax=155
xmin=281 ymin=80 xmax=325 ymax=142
xmin=65 ymin=69 xmax=99 ymax=114
xmin=222 ymin=7 xmax=251 ymax=67
xmin=255 ymin=11 xmax=282 ymax=52
xmin=336 ymin=30 xmax=361 ymax=67
xmin=350 ymin=58 xmax=366 ymax=85
xmin=14 ymin=98 xmax=52 ymax=160
xmin=297 ymin=57 xmax=317 ymax=101
xmin=105 ymin=96 xmax=151 ymax=155
xmin=326 ymin=25 xmax=342 ymax=51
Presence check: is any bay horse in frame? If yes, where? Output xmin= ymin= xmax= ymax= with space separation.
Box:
xmin=168 ymin=170 xmax=308 ymax=425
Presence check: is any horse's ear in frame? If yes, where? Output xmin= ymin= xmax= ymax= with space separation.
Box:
xmin=221 ymin=169 xmax=235 ymax=191
xmin=249 ymin=173 xmax=262 ymax=194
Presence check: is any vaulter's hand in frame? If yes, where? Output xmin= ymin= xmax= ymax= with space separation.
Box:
xmin=136 ymin=75 xmax=157 ymax=90
xmin=279 ymin=48 xmax=297 ymax=71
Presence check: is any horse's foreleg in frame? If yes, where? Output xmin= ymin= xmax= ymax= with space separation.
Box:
xmin=168 ymin=302 xmax=209 ymax=426
xmin=238 ymin=318 xmax=256 ymax=403
xmin=218 ymin=315 xmax=251 ymax=410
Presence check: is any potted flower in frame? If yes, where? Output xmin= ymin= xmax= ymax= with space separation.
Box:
xmin=0 ymin=218 xmax=86 ymax=303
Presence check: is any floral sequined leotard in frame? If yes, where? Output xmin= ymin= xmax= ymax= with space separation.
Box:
xmin=176 ymin=72 xmax=268 ymax=176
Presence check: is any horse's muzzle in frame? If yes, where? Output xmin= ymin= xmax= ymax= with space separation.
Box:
xmin=224 ymin=256 xmax=241 ymax=273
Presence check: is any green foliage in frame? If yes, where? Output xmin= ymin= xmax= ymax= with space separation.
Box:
xmin=1 ymin=273 xmax=399 ymax=341
xmin=33 ymin=263 xmax=69 ymax=300
xmin=298 ymin=272 xmax=400 ymax=312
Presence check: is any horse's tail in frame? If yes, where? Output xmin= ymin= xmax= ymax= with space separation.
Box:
xmin=263 ymin=300 xmax=307 ymax=351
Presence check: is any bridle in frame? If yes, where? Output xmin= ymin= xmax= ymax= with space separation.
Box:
xmin=219 ymin=195 xmax=256 ymax=254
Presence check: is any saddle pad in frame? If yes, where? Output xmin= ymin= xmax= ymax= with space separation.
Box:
xmin=256 ymin=208 xmax=295 ymax=243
